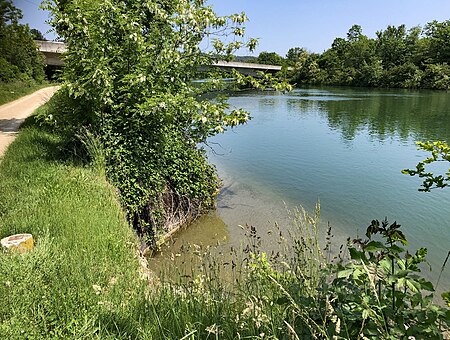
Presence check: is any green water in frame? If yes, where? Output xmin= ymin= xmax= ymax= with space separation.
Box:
xmin=158 ymin=87 xmax=450 ymax=290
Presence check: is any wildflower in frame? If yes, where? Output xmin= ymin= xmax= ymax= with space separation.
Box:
xmin=92 ymin=284 xmax=102 ymax=295
xmin=205 ymin=323 xmax=219 ymax=335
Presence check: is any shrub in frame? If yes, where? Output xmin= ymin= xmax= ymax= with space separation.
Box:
xmin=44 ymin=0 xmax=290 ymax=244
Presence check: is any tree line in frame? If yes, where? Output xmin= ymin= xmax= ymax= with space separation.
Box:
xmin=0 ymin=0 xmax=45 ymax=83
xmin=246 ymin=21 xmax=450 ymax=90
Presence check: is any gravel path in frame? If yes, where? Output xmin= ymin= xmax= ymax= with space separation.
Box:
xmin=0 ymin=86 xmax=59 ymax=157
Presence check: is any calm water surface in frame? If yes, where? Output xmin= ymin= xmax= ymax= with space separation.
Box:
xmin=157 ymin=87 xmax=450 ymax=289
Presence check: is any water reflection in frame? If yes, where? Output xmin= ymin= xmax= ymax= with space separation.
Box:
xmin=297 ymin=88 xmax=450 ymax=142
xmin=152 ymin=87 xmax=450 ymax=291
xmin=233 ymin=87 xmax=450 ymax=142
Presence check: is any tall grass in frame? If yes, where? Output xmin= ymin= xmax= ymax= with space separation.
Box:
xmin=76 ymin=127 xmax=106 ymax=178
xmin=0 ymin=114 xmax=149 ymax=338
xmin=0 ymin=99 xmax=448 ymax=339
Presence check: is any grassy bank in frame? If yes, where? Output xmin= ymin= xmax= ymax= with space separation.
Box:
xmin=0 ymin=100 xmax=449 ymax=339
xmin=0 ymin=104 xmax=282 ymax=339
xmin=0 ymin=81 xmax=50 ymax=105
xmin=0 ymin=112 xmax=150 ymax=338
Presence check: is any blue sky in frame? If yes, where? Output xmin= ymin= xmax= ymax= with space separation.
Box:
xmin=14 ymin=0 xmax=450 ymax=56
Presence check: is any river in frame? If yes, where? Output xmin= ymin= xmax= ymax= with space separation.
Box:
xmin=156 ymin=86 xmax=450 ymax=291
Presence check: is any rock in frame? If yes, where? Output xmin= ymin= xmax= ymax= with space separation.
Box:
xmin=1 ymin=234 xmax=34 ymax=253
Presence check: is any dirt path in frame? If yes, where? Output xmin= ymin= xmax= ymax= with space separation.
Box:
xmin=0 ymin=86 xmax=59 ymax=157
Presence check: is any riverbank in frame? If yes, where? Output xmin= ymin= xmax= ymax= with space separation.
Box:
xmin=0 ymin=113 xmax=154 ymax=337
xmin=0 ymin=102 xmax=295 ymax=338
xmin=1 ymin=97 xmax=448 ymax=338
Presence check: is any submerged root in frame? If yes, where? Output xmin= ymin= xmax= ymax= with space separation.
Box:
xmin=131 ymin=186 xmax=210 ymax=250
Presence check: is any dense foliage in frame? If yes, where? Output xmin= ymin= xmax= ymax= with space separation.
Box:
xmin=0 ymin=0 xmax=44 ymax=83
xmin=42 ymin=0 xmax=289 ymax=244
xmin=289 ymin=22 xmax=450 ymax=90
xmin=243 ymin=213 xmax=450 ymax=338
xmin=257 ymin=51 xmax=285 ymax=66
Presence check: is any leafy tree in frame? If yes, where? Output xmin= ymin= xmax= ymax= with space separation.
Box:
xmin=288 ymin=20 xmax=450 ymax=90
xmin=376 ymin=25 xmax=408 ymax=68
xmin=290 ymin=51 xmax=323 ymax=84
xmin=257 ymin=51 xmax=285 ymax=66
xmin=424 ymin=20 xmax=450 ymax=64
xmin=285 ymin=47 xmax=306 ymax=65
xmin=0 ymin=0 xmax=21 ymax=26
xmin=0 ymin=0 xmax=44 ymax=82
xmin=344 ymin=26 xmax=375 ymax=73
xmin=317 ymin=25 xmax=377 ymax=86
xmin=346 ymin=24 xmax=363 ymax=42
xmin=43 ymin=0 xmax=290 ymax=243
xmin=30 ymin=28 xmax=45 ymax=41
xmin=421 ymin=63 xmax=450 ymax=89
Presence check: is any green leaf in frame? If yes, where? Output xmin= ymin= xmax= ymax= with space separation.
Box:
xmin=337 ymin=268 xmax=353 ymax=279
xmin=394 ymin=269 xmax=411 ymax=278
xmin=397 ymin=259 xmax=406 ymax=270
xmin=389 ymin=244 xmax=405 ymax=254
xmin=418 ymin=278 xmax=434 ymax=292
xmin=349 ymin=247 xmax=364 ymax=260
xmin=353 ymin=268 xmax=365 ymax=281
xmin=406 ymin=279 xmax=421 ymax=293
xmin=364 ymin=241 xmax=385 ymax=252
xmin=442 ymin=291 xmax=450 ymax=306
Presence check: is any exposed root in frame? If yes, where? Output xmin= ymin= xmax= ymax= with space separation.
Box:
xmin=132 ymin=186 xmax=210 ymax=250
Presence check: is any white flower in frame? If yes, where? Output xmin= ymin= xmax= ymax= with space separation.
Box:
xmin=92 ymin=284 xmax=102 ymax=295
xmin=205 ymin=323 xmax=219 ymax=335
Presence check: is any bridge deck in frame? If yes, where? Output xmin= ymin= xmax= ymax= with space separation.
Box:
xmin=35 ymin=40 xmax=283 ymax=74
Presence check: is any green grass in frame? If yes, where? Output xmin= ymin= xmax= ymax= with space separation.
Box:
xmin=0 ymin=100 xmax=448 ymax=339
xmin=0 ymin=81 xmax=50 ymax=105
xmin=0 ymin=114 xmax=151 ymax=338
xmin=0 ymin=106 xmax=272 ymax=339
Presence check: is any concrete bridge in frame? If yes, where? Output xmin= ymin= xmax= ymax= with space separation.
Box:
xmin=36 ymin=40 xmax=67 ymax=66
xmin=35 ymin=40 xmax=283 ymax=76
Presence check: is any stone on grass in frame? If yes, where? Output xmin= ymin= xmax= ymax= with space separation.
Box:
xmin=1 ymin=234 xmax=34 ymax=253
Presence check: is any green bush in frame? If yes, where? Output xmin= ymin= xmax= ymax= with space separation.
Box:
xmin=421 ymin=63 xmax=450 ymax=90
xmin=225 ymin=210 xmax=450 ymax=338
xmin=43 ymin=0 xmax=290 ymax=244
xmin=0 ymin=57 xmax=19 ymax=82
